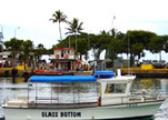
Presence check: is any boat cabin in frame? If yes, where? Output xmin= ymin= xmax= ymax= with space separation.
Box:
xmin=95 ymin=70 xmax=135 ymax=105
xmin=27 ymin=71 xmax=135 ymax=107
xmin=97 ymin=76 xmax=134 ymax=105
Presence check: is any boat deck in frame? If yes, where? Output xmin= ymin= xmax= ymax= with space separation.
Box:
xmin=28 ymin=101 xmax=98 ymax=109
xmin=4 ymin=99 xmax=98 ymax=109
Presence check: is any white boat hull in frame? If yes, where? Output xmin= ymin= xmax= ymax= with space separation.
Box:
xmin=3 ymin=101 xmax=163 ymax=120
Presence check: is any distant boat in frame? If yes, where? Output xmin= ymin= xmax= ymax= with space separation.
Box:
xmin=32 ymin=69 xmax=93 ymax=76
xmin=2 ymin=70 xmax=167 ymax=120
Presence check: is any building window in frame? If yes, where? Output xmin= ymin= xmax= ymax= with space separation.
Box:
xmin=61 ymin=50 xmax=65 ymax=58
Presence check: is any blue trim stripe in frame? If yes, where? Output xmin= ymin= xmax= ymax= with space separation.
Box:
xmin=29 ymin=75 xmax=96 ymax=83
xmin=94 ymin=70 xmax=115 ymax=78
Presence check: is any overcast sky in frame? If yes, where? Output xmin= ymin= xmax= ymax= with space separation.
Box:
xmin=0 ymin=0 xmax=168 ymax=50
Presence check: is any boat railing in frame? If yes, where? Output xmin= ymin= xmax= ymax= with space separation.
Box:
xmin=5 ymin=88 xmax=166 ymax=103
xmin=129 ymin=89 xmax=167 ymax=102
xmin=27 ymin=91 xmax=99 ymax=104
xmin=3 ymin=90 xmax=167 ymax=109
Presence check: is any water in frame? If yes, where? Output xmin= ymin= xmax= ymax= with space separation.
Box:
xmin=0 ymin=78 xmax=168 ymax=120
xmin=132 ymin=78 xmax=168 ymax=120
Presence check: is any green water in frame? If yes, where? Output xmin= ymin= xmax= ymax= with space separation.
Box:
xmin=1 ymin=78 xmax=168 ymax=120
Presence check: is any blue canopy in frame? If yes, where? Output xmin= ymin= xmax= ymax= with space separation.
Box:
xmin=29 ymin=75 xmax=96 ymax=83
xmin=94 ymin=70 xmax=115 ymax=78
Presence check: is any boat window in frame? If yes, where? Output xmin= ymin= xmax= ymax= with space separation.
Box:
xmin=28 ymin=82 xmax=99 ymax=104
xmin=105 ymin=83 xmax=126 ymax=94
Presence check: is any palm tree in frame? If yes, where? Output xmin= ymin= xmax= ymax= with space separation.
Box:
xmin=50 ymin=10 xmax=67 ymax=41
xmin=66 ymin=18 xmax=83 ymax=51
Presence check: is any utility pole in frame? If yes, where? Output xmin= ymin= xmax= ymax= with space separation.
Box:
xmin=14 ymin=26 xmax=20 ymax=38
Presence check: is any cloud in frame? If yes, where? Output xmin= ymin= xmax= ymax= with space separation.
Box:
xmin=0 ymin=0 xmax=168 ymax=48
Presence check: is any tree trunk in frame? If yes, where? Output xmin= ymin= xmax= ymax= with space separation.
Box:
xmin=58 ymin=22 xmax=62 ymax=41
xmin=75 ymin=34 xmax=77 ymax=51
xmin=130 ymin=54 xmax=135 ymax=66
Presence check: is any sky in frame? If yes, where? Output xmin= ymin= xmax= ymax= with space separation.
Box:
xmin=0 ymin=0 xmax=168 ymax=60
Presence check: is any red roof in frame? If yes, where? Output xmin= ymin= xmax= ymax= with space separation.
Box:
xmin=53 ymin=47 xmax=74 ymax=51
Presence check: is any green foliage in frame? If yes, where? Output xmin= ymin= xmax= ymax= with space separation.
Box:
xmin=19 ymin=40 xmax=34 ymax=62
xmin=66 ymin=18 xmax=83 ymax=34
xmin=4 ymin=38 xmax=49 ymax=67
xmin=34 ymin=43 xmax=47 ymax=61
xmin=107 ymin=38 xmax=124 ymax=60
xmin=50 ymin=10 xmax=67 ymax=23
xmin=4 ymin=38 xmax=24 ymax=64
xmin=148 ymin=36 xmax=162 ymax=53
xmin=4 ymin=38 xmax=23 ymax=51
xmin=66 ymin=18 xmax=83 ymax=52
xmin=56 ymin=28 xmax=168 ymax=66
xmin=162 ymin=35 xmax=168 ymax=52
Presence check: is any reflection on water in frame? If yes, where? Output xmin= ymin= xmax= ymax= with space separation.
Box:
xmin=133 ymin=78 xmax=160 ymax=90
xmin=0 ymin=78 xmax=168 ymax=119
xmin=133 ymin=78 xmax=168 ymax=120
xmin=132 ymin=78 xmax=168 ymax=98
